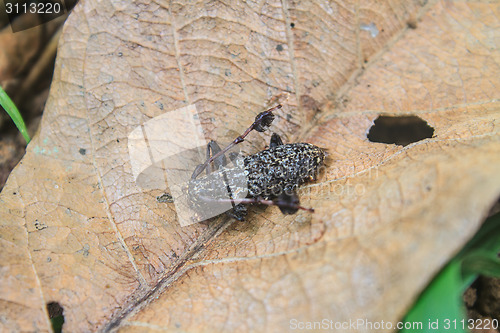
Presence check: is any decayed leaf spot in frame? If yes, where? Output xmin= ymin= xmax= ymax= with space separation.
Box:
xmin=367 ymin=115 xmax=434 ymax=146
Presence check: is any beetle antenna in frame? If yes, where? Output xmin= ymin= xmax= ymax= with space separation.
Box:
xmin=196 ymin=195 xmax=314 ymax=215
xmin=191 ymin=104 xmax=282 ymax=179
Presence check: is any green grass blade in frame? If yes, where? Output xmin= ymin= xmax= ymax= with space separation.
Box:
xmin=462 ymin=255 xmax=500 ymax=278
xmin=0 ymin=86 xmax=30 ymax=144
xmin=458 ymin=213 xmax=500 ymax=256
xmin=402 ymin=260 xmax=467 ymax=333
xmin=50 ymin=315 xmax=64 ymax=333
xmin=402 ymin=212 xmax=500 ymax=333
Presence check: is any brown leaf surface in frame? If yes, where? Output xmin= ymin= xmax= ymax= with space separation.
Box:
xmin=1 ymin=0 xmax=499 ymax=332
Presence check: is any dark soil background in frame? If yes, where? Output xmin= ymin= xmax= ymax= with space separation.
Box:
xmin=0 ymin=4 xmax=498 ymax=332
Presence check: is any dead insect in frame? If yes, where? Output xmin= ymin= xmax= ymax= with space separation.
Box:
xmin=188 ymin=104 xmax=326 ymax=221
xmin=156 ymin=193 xmax=174 ymax=203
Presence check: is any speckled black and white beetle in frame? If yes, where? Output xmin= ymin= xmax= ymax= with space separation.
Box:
xmin=187 ymin=104 xmax=326 ymax=221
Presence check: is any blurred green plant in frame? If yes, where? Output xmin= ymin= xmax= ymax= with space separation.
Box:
xmin=402 ymin=212 xmax=500 ymax=332
xmin=0 ymin=86 xmax=30 ymax=143
xmin=51 ymin=315 xmax=64 ymax=333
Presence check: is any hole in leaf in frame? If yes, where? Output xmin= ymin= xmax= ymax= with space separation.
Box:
xmin=367 ymin=115 xmax=434 ymax=146
xmin=47 ymin=302 xmax=64 ymax=333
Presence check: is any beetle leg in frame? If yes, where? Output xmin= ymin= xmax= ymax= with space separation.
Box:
xmin=257 ymin=192 xmax=314 ymax=214
xmin=270 ymin=133 xmax=284 ymax=149
xmin=207 ymin=193 xmax=314 ymax=215
xmin=206 ymin=140 xmax=227 ymax=174
xmin=192 ymin=140 xmax=228 ymax=179
xmin=273 ymin=192 xmax=302 ymax=214
xmin=225 ymin=204 xmax=247 ymax=221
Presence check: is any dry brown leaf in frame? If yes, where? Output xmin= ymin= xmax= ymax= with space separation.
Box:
xmin=1 ymin=0 xmax=499 ymax=332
